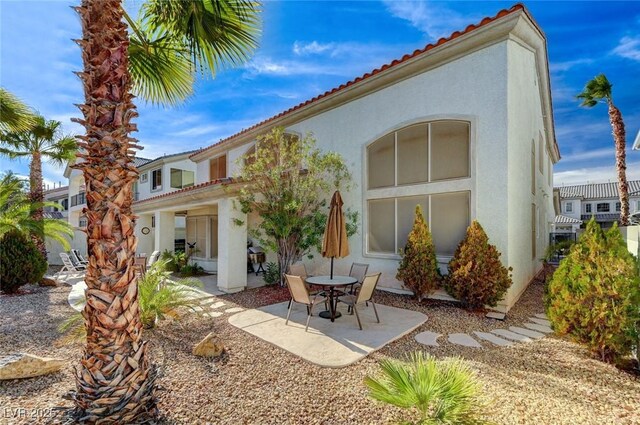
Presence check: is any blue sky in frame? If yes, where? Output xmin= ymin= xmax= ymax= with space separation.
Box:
xmin=1 ymin=1 xmax=639 ymax=187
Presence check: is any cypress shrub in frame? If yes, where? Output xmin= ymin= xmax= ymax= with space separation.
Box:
xmin=0 ymin=230 xmax=48 ymax=293
xmin=445 ymin=220 xmax=512 ymax=310
xmin=396 ymin=205 xmax=440 ymax=299
xmin=546 ymin=219 xmax=640 ymax=363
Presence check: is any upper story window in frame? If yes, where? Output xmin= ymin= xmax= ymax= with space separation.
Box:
xmin=170 ymin=168 xmax=195 ymax=189
xmin=367 ymin=121 xmax=470 ymax=189
xmin=140 ymin=172 xmax=148 ymax=183
xmin=597 ymin=202 xmax=610 ymax=212
xmin=565 ymin=202 xmax=572 ymax=213
xmin=585 ymin=203 xmax=592 ymax=213
xmin=209 ymin=154 xmax=227 ymax=181
xmin=151 ymin=168 xmax=162 ymax=191
xmin=615 ymin=202 xmax=621 ymax=212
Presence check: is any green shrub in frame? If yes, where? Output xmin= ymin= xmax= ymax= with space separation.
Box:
xmin=160 ymin=249 xmax=184 ymax=272
xmin=365 ymin=351 xmax=489 ymax=425
xmin=396 ymin=205 xmax=440 ymax=300
xmin=0 ymin=230 xmax=47 ymax=293
xmin=445 ymin=220 xmax=512 ymax=310
xmin=263 ymin=261 xmax=280 ymax=286
xmin=546 ymin=219 xmax=640 ymax=363
xmin=179 ymin=262 xmax=205 ymax=277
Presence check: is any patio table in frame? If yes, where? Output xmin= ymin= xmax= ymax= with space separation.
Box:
xmin=305 ymin=275 xmax=357 ymax=322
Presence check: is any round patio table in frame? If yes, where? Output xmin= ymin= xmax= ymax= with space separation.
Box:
xmin=305 ymin=275 xmax=357 ymax=322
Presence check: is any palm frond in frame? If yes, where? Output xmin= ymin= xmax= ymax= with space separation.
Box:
xmin=0 ymin=88 xmax=36 ymax=133
xmin=577 ymin=73 xmax=613 ymax=107
xmin=140 ymin=0 xmax=261 ymax=76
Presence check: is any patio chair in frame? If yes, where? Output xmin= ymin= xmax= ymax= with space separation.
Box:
xmin=287 ymin=263 xmax=322 ymax=308
xmin=346 ymin=262 xmax=369 ymax=295
xmin=338 ymin=273 xmax=381 ymax=330
xmin=59 ymin=252 xmax=87 ymax=273
xmin=284 ymin=274 xmax=328 ymax=332
xmin=71 ymin=249 xmax=89 ymax=265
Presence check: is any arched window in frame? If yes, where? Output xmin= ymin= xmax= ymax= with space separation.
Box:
xmin=366 ymin=120 xmax=472 ymax=257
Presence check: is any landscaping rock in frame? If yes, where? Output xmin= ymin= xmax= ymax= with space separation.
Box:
xmin=0 ymin=353 xmax=65 ymax=380
xmin=193 ymin=333 xmax=224 ymax=358
xmin=39 ymin=276 xmax=60 ymax=287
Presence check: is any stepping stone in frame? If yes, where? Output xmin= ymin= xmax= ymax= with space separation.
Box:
xmin=473 ymin=331 xmax=513 ymax=347
xmin=204 ymin=312 xmax=223 ymax=318
xmin=224 ymin=307 xmax=244 ymax=313
xmin=448 ymin=333 xmax=482 ymax=348
xmin=529 ymin=317 xmax=552 ymax=327
xmin=524 ymin=323 xmax=553 ymax=334
xmin=415 ymin=331 xmax=442 ymax=347
xmin=509 ymin=326 xmax=545 ymax=339
xmin=534 ymin=313 xmax=548 ymax=320
xmin=491 ymin=329 xmax=532 ymax=343
xmin=486 ymin=311 xmax=506 ymax=320
xmin=204 ymin=301 xmax=225 ymax=310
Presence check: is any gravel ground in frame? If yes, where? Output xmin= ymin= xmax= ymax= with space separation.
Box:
xmin=1 ymin=278 xmax=639 ymax=425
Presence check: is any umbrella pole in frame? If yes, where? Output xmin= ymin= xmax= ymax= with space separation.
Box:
xmin=330 ymin=257 xmax=334 ymax=280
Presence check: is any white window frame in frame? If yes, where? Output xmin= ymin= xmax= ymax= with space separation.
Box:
xmin=140 ymin=172 xmax=148 ymax=183
xmin=565 ymin=202 xmax=573 ymax=213
xmin=363 ymin=117 xmax=475 ymax=261
xmin=615 ymin=202 xmax=621 ymax=212
xmin=151 ymin=168 xmax=162 ymax=192
xmin=596 ymin=202 xmax=610 ymax=213
xmin=585 ymin=203 xmax=592 ymax=213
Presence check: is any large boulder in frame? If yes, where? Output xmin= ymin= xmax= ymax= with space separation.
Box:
xmin=192 ymin=333 xmax=224 ymax=358
xmin=0 ymin=353 xmax=65 ymax=380
xmin=39 ymin=276 xmax=60 ymax=287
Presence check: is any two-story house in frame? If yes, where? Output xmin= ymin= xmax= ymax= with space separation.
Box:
xmin=131 ymin=4 xmax=559 ymax=312
xmin=555 ymin=180 xmax=640 ymax=232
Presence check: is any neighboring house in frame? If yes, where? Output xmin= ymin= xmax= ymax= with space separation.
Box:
xmin=555 ymin=180 xmax=640 ymax=230
xmin=132 ymin=4 xmax=559 ymax=312
xmin=43 ymin=184 xmax=70 ymax=264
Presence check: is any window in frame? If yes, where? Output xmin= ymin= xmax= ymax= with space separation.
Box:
xmin=140 ymin=172 xmax=148 ymax=183
xmin=209 ymin=155 xmax=227 ymax=181
xmin=186 ymin=216 xmax=218 ymax=259
xmin=538 ymin=135 xmax=544 ymax=173
xmin=61 ymin=199 xmax=68 ymax=211
xmin=170 ymin=168 xmax=195 ymax=189
xmin=367 ymin=121 xmax=469 ymax=189
xmin=79 ymin=216 xmax=87 ymax=228
xmin=615 ymin=202 xmax=621 ymax=212
xmin=531 ymin=203 xmax=536 ymax=259
xmin=151 ymin=168 xmax=162 ymax=191
xmin=597 ymin=203 xmax=610 ymax=212
xmin=585 ymin=203 xmax=592 ymax=213
xmin=531 ymin=140 xmax=535 ymax=194
xmin=368 ymin=192 xmax=470 ymax=256
xmin=565 ymin=202 xmax=572 ymax=213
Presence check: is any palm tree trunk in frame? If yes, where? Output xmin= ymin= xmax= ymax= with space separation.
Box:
xmin=608 ymin=100 xmax=629 ymax=226
xmin=69 ymin=0 xmax=157 ymax=422
xmin=29 ymin=150 xmax=46 ymax=258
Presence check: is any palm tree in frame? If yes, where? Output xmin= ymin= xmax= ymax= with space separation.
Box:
xmin=1 ymin=116 xmax=77 ymax=257
xmin=70 ymin=1 xmax=260 ymax=422
xmin=0 ymin=88 xmax=36 ymax=133
xmin=577 ymin=74 xmax=630 ymax=226
xmin=0 ymin=172 xmax=73 ymax=248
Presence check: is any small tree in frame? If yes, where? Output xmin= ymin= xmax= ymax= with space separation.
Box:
xmin=0 ymin=230 xmax=47 ymax=294
xmin=445 ymin=220 xmax=512 ymax=310
xmin=396 ymin=205 xmax=440 ymax=299
xmin=546 ymin=219 xmax=640 ymax=363
xmin=234 ymin=127 xmax=355 ymax=283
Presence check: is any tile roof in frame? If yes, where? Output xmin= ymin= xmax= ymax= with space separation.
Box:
xmin=134 ymin=157 xmax=153 ymax=168
xmin=557 ymin=180 xmax=640 ymax=200
xmin=138 ymin=150 xmax=198 ymax=169
xmin=133 ymin=177 xmax=234 ymax=205
xmin=580 ymin=213 xmax=622 ymax=223
xmin=43 ymin=211 xmax=65 ymax=219
xmin=190 ymin=3 xmax=534 ymax=160
xmin=554 ymin=215 xmax=582 ymax=224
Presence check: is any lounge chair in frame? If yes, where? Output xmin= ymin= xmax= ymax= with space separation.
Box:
xmin=71 ymin=249 xmax=89 ymax=265
xmin=147 ymin=250 xmax=160 ymax=268
xmin=59 ymin=252 xmax=87 ymax=273
xmin=284 ymin=274 xmax=328 ymax=332
xmin=338 ymin=273 xmax=381 ymax=330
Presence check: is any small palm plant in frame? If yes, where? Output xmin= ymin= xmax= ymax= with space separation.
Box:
xmin=60 ymin=259 xmax=204 ymax=342
xmin=365 ymin=352 xmax=490 ymax=425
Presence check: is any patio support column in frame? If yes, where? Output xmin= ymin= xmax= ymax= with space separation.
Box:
xmin=217 ymin=197 xmax=247 ymax=293
xmin=154 ymin=211 xmax=175 ymax=253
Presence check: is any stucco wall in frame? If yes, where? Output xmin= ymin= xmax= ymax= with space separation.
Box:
xmin=280 ymin=41 xmax=512 ymax=302
xmin=505 ymin=39 xmax=553 ymax=308
xmin=137 ymin=157 xmax=197 ymax=200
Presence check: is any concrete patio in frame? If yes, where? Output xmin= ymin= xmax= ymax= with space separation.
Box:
xmin=228 ymin=301 xmax=428 ymax=368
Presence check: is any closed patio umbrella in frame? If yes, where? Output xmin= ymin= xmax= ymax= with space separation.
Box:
xmin=322 ymin=190 xmax=349 ymax=279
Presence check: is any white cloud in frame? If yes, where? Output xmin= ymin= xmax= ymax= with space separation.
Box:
xmin=560 ymin=148 xmax=615 ymax=163
xmin=243 ymin=55 xmax=343 ymax=78
xmin=382 ymin=0 xmax=479 ymax=40
xmin=170 ymin=124 xmax=221 ymax=137
xmin=549 ymin=58 xmax=594 ymax=73
xmin=293 ymin=41 xmax=335 ymax=56
xmin=554 ymin=161 xmax=640 ymax=186
xmin=613 ymin=35 xmax=640 ymax=61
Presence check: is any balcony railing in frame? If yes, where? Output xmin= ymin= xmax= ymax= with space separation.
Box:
xmin=71 ymin=191 xmax=86 ymax=207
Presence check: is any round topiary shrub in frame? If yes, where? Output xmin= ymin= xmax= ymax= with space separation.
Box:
xmin=0 ymin=230 xmax=48 ymax=293
xmin=545 ymin=219 xmax=640 ymax=363
xmin=445 ymin=220 xmax=512 ymax=310
xmin=396 ymin=205 xmax=440 ymax=300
